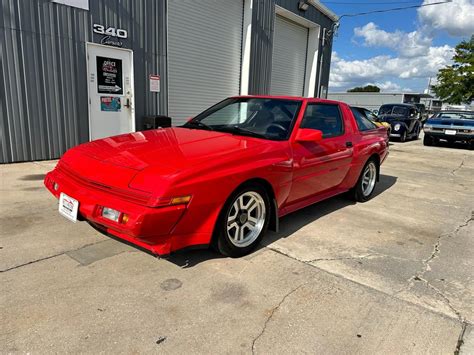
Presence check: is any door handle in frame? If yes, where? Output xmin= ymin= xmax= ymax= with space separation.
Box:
xmin=124 ymin=98 xmax=131 ymax=108
xmin=346 ymin=141 xmax=353 ymax=148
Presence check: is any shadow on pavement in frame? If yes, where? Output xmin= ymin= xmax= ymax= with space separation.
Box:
xmin=262 ymin=174 xmax=397 ymax=246
xmin=430 ymin=141 xmax=473 ymax=151
xmin=165 ymin=174 xmax=398 ymax=268
xmin=20 ymin=173 xmax=46 ymax=181
xmin=87 ymin=175 xmax=397 ymax=267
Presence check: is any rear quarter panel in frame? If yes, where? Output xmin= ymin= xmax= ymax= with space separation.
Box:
xmin=339 ymin=104 xmax=389 ymax=189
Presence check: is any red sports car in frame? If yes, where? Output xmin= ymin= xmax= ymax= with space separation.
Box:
xmin=45 ymin=96 xmax=389 ymax=257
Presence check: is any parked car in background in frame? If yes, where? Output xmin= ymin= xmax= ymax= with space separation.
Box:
xmin=378 ymin=103 xmax=422 ymax=142
xmin=351 ymin=106 xmax=391 ymax=135
xmin=414 ymin=103 xmax=428 ymax=124
xmin=423 ymin=110 xmax=474 ymax=149
xmin=44 ymin=96 xmax=389 ymax=258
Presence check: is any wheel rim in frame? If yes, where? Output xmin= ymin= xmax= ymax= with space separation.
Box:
xmin=361 ymin=162 xmax=377 ymax=197
xmin=226 ymin=191 xmax=266 ymax=248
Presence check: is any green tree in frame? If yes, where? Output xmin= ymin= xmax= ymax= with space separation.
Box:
xmin=432 ymin=36 xmax=473 ymax=104
xmin=347 ymin=85 xmax=380 ymax=93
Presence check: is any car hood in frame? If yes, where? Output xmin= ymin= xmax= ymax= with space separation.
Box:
xmin=427 ymin=118 xmax=474 ymax=127
xmin=72 ymin=127 xmax=269 ymax=170
xmin=59 ymin=127 xmax=276 ymax=193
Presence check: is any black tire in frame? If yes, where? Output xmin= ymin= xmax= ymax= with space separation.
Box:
xmin=215 ymin=184 xmax=271 ymax=257
xmin=423 ymin=135 xmax=433 ymax=146
xmin=400 ymin=131 xmax=407 ymax=142
xmin=415 ymin=126 xmax=421 ymax=140
xmin=350 ymin=158 xmax=379 ymax=202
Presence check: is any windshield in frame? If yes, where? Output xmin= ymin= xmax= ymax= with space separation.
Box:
xmin=434 ymin=112 xmax=474 ymax=120
xmin=182 ymin=98 xmax=302 ymax=140
xmin=415 ymin=104 xmax=425 ymax=112
xmin=379 ymin=105 xmax=409 ymax=116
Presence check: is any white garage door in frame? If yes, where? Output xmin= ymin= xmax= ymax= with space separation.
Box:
xmin=168 ymin=0 xmax=243 ymax=124
xmin=270 ymin=15 xmax=308 ymax=96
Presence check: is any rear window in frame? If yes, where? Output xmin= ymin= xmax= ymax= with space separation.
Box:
xmin=351 ymin=108 xmax=377 ymax=131
xmin=379 ymin=105 xmax=409 ymax=116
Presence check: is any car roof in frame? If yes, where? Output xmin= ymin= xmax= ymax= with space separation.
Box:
xmin=436 ymin=110 xmax=474 ymax=114
xmin=230 ymin=95 xmax=343 ymax=105
xmin=380 ymin=103 xmax=417 ymax=107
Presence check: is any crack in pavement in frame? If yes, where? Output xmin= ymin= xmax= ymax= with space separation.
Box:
xmin=397 ymin=212 xmax=474 ymax=296
xmin=394 ymin=212 xmax=473 ymax=353
xmin=251 ymin=283 xmax=305 ymax=354
xmin=0 ymin=240 xmax=107 ymax=273
xmin=309 ymin=253 xmax=375 ymax=262
xmin=265 ymin=227 xmax=474 ymax=325
xmin=418 ymin=276 xmax=466 ymax=323
xmin=451 ymin=155 xmax=467 ymax=176
xmin=455 ymin=322 xmax=468 ymax=355
xmin=0 ymin=252 xmax=66 ymax=273
xmin=266 ymin=247 xmax=416 ymax=264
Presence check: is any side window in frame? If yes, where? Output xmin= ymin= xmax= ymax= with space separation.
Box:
xmin=351 ymin=108 xmax=377 ymax=131
xmin=300 ymin=104 xmax=344 ymax=138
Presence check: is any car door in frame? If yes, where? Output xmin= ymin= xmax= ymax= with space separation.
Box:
xmin=288 ymin=102 xmax=353 ymax=204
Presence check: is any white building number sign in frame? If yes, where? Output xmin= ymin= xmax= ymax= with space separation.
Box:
xmin=149 ymin=75 xmax=160 ymax=93
xmin=93 ymin=24 xmax=128 ymax=39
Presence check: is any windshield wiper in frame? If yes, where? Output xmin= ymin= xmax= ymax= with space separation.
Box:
xmin=217 ymin=126 xmax=267 ymax=139
xmin=182 ymin=120 xmax=214 ymax=131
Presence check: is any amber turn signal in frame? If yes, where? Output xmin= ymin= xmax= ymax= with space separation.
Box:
xmin=170 ymin=195 xmax=192 ymax=205
xmin=121 ymin=213 xmax=130 ymax=224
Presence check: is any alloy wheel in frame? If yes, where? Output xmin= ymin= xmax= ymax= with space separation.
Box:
xmin=361 ymin=162 xmax=377 ymax=197
xmin=226 ymin=191 xmax=266 ymax=248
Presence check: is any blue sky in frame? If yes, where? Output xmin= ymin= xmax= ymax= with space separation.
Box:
xmin=324 ymin=0 xmax=474 ymax=93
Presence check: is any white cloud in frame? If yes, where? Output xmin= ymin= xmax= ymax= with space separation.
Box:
xmin=373 ymin=81 xmax=405 ymax=92
xmin=418 ymin=0 xmax=474 ymax=36
xmin=329 ymin=45 xmax=453 ymax=91
xmin=329 ymin=0 xmax=470 ymax=93
xmin=354 ymin=22 xmax=432 ymax=57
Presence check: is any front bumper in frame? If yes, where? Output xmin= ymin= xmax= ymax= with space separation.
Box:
xmin=44 ymin=169 xmax=186 ymax=255
xmin=424 ymin=130 xmax=473 ymax=141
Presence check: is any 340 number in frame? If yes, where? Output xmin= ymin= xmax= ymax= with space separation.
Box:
xmin=93 ymin=24 xmax=127 ymax=39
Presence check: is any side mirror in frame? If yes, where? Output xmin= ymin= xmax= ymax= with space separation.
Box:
xmin=296 ymin=128 xmax=323 ymax=142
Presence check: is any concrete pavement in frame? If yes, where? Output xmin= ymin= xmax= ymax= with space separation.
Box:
xmin=1 ymin=137 xmax=473 ymax=354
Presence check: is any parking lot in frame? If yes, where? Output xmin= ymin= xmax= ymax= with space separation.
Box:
xmin=1 ymin=137 xmax=473 ymax=354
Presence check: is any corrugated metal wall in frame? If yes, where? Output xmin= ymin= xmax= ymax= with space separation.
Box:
xmin=0 ymin=0 xmax=167 ymax=163
xmin=89 ymin=0 xmax=168 ymax=128
xmin=1 ymin=0 xmax=335 ymax=163
xmin=248 ymin=0 xmax=275 ymax=95
xmin=248 ymin=0 xmax=335 ymax=97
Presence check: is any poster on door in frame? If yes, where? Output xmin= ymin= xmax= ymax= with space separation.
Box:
xmin=96 ymin=56 xmax=123 ymax=94
xmin=100 ymin=96 xmax=121 ymax=112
